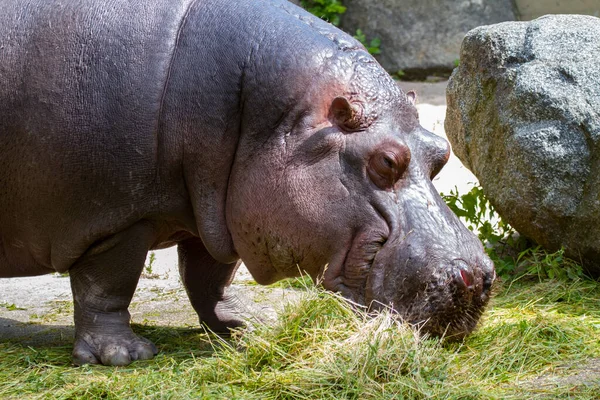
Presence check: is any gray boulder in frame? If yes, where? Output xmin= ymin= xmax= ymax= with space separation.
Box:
xmin=446 ymin=15 xmax=600 ymax=274
xmin=339 ymin=0 xmax=516 ymax=79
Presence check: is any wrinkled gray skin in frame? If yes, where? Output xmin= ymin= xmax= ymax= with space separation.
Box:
xmin=0 ymin=0 xmax=495 ymax=366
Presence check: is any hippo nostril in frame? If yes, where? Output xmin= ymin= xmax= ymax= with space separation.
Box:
xmin=460 ymin=269 xmax=473 ymax=287
xmin=452 ymin=259 xmax=475 ymax=290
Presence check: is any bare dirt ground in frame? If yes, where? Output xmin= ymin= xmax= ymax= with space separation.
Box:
xmin=0 ymin=80 xmax=478 ymax=345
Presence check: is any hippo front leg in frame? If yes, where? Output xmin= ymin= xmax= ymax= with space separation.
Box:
xmin=69 ymin=221 xmax=158 ymax=366
xmin=178 ymin=238 xmax=244 ymax=333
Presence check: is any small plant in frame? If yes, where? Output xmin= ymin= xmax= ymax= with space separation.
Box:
xmin=514 ymin=247 xmax=584 ymax=282
xmin=353 ymin=29 xmax=381 ymax=55
xmin=301 ymin=0 xmax=346 ymax=26
xmin=393 ymin=69 xmax=406 ymax=80
xmin=442 ymin=185 xmax=514 ymax=248
xmin=144 ymin=251 xmax=157 ymax=277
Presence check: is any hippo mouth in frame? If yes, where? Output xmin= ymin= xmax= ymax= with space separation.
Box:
xmin=322 ymin=229 xmax=388 ymax=306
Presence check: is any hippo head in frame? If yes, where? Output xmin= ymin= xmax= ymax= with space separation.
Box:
xmin=225 ymin=49 xmax=495 ymax=340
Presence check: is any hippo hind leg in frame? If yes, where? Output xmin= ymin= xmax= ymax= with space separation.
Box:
xmin=69 ymin=221 xmax=158 ymax=366
xmin=178 ymin=237 xmax=244 ymax=334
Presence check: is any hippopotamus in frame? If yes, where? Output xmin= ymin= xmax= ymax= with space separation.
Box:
xmin=0 ymin=0 xmax=495 ymax=366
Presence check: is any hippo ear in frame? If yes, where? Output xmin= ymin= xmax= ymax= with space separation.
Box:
xmin=406 ymin=90 xmax=417 ymax=105
xmin=329 ymin=96 xmax=365 ymax=132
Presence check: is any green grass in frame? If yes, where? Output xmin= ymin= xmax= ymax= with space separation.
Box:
xmin=268 ymin=275 xmax=315 ymax=289
xmin=1 ymin=278 xmax=599 ymax=399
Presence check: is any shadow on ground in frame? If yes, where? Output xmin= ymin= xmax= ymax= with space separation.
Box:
xmin=0 ymin=317 xmax=73 ymax=346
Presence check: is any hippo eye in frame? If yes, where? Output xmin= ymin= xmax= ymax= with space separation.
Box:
xmin=382 ymin=155 xmax=394 ymax=169
xmin=368 ymin=145 xmax=410 ymax=190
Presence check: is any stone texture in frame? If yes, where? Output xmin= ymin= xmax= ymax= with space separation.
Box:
xmin=339 ymin=0 xmax=516 ymax=79
xmin=514 ymin=0 xmax=600 ymax=20
xmin=445 ymin=15 xmax=600 ymax=274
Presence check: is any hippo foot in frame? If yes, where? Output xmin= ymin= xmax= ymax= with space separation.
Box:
xmin=199 ymin=295 xmax=246 ymax=334
xmin=72 ymin=331 xmax=158 ymax=366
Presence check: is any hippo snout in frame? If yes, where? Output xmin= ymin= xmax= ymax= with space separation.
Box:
xmin=397 ymin=255 xmax=494 ymax=340
xmin=420 ymin=254 xmax=495 ymax=339
xmin=364 ymin=223 xmax=496 ymax=340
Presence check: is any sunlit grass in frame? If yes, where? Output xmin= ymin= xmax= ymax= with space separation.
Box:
xmin=1 ymin=278 xmax=599 ymax=399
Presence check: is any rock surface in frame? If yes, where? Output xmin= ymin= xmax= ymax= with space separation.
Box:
xmin=339 ymin=0 xmax=516 ymax=79
xmin=514 ymin=0 xmax=600 ymax=20
xmin=446 ymin=15 xmax=600 ymax=274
